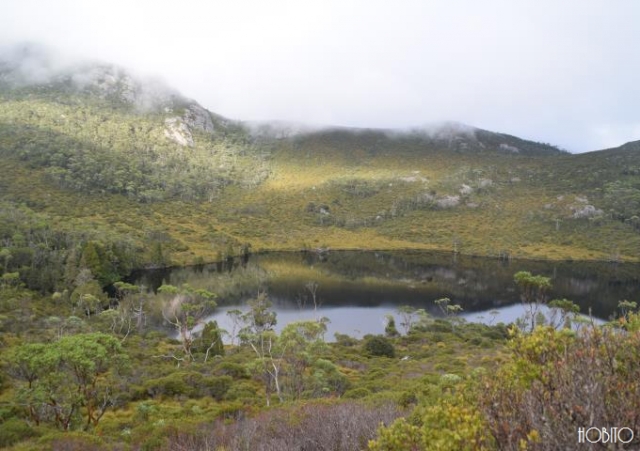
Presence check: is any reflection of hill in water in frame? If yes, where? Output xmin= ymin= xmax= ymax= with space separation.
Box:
xmin=258 ymin=251 xmax=639 ymax=319
xmin=130 ymin=251 xmax=640 ymax=320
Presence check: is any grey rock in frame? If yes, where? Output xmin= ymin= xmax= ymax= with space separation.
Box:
xmin=184 ymin=103 xmax=215 ymax=134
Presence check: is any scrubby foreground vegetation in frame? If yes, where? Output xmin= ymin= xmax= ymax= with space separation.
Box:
xmin=2 ymin=48 xmax=640 ymax=450
xmin=2 ymin=271 xmax=640 ymax=450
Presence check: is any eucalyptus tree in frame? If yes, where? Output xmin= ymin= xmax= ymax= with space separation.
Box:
xmin=434 ymin=297 xmax=464 ymax=329
xmin=279 ymin=319 xmax=330 ymax=398
xmin=384 ymin=314 xmax=400 ymax=337
xmin=114 ymin=281 xmax=148 ymax=336
xmin=158 ymin=283 xmax=217 ymax=361
xmin=6 ymin=333 xmax=129 ymax=430
xmin=548 ymin=298 xmax=580 ymax=329
xmin=198 ymin=320 xmax=225 ymax=362
xmin=238 ymin=291 xmax=342 ymax=403
xmin=238 ymin=291 xmax=281 ymax=405
xmin=397 ymin=305 xmax=429 ymax=334
xmin=514 ymin=271 xmax=552 ymax=332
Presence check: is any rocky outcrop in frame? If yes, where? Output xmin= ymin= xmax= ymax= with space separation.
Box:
xmin=163 ymin=103 xmax=216 ymax=147
xmin=572 ymin=204 xmax=603 ymax=219
xmin=184 ymin=104 xmax=215 ymax=134
xmin=69 ymin=64 xmax=180 ymax=110
xmin=436 ymin=195 xmax=461 ymax=209
xmin=164 ymin=117 xmax=194 ymax=147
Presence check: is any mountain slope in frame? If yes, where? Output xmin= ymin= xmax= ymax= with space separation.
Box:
xmin=0 ymin=50 xmax=269 ymax=202
xmin=1 ymin=49 xmax=640 ymax=294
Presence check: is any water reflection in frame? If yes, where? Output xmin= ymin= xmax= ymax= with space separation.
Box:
xmin=129 ymin=250 xmax=640 ymax=338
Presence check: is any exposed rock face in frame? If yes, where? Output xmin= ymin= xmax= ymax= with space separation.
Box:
xmin=163 ymin=104 xmax=216 ymax=146
xmin=572 ymin=204 xmax=603 ymax=219
xmin=73 ymin=66 xmax=141 ymax=104
xmin=184 ymin=104 xmax=215 ymax=134
xmin=478 ymin=178 xmax=493 ymax=188
xmin=418 ymin=122 xmax=478 ymax=152
xmin=66 ymin=64 xmax=181 ymax=111
xmin=0 ymin=49 xmax=184 ymax=112
xmin=86 ymin=68 xmax=218 ymax=146
xmin=164 ymin=117 xmax=194 ymax=147
xmin=436 ymin=195 xmax=461 ymax=209
xmin=459 ymin=184 xmax=473 ymax=196
xmin=0 ymin=45 xmax=218 ymax=146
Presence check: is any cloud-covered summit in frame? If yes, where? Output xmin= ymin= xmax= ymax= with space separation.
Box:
xmin=1 ymin=0 xmax=639 ymax=154
xmin=0 ymin=43 xmax=184 ymax=112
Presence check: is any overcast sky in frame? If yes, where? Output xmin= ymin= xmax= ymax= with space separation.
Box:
xmin=1 ymin=0 xmax=639 ymax=152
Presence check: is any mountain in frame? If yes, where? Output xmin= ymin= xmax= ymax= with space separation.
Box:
xmin=1 ymin=48 xmax=640 ymax=293
xmin=0 ymin=46 xmax=270 ymax=203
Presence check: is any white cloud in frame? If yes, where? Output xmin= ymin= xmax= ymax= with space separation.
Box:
xmin=591 ymin=123 xmax=640 ymax=150
xmin=1 ymin=0 xmax=639 ymax=152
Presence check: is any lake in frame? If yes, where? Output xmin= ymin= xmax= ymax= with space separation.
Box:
xmin=129 ymin=250 xmax=640 ymax=340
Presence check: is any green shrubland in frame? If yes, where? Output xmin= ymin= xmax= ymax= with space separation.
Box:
xmin=2 ymin=67 xmax=640 ymax=282
xmin=2 ymin=58 xmax=640 ymax=449
xmin=2 ymin=263 xmax=640 ymax=449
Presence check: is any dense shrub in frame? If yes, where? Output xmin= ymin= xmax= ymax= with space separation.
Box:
xmin=334 ymin=333 xmax=359 ymax=347
xmin=419 ymin=319 xmax=454 ymax=333
xmin=215 ymin=361 xmax=249 ymax=379
xmin=379 ymin=401 xmax=491 ymax=451
xmin=224 ymin=381 xmax=259 ymax=403
xmin=343 ymin=387 xmax=372 ymax=399
xmin=143 ymin=372 xmax=200 ymax=398
xmin=363 ymin=335 xmax=396 ymax=358
xmin=141 ymin=372 xmax=233 ymax=401
xmin=203 ymin=375 xmax=233 ymax=401
xmin=0 ymin=418 xmax=39 ymax=447
xmin=480 ymin=323 xmax=640 ymax=450
xmin=45 ymin=431 xmax=109 ymax=451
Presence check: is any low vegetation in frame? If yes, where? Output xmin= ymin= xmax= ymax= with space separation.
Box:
xmin=1 ymin=61 xmax=640 ymax=283
xmin=2 ymin=55 xmax=640 ymax=450
xmin=0 ymin=280 xmax=508 ymax=450
xmin=2 ymin=272 xmax=639 ymax=450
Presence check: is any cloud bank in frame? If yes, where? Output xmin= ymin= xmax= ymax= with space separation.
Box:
xmin=1 ymin=0 xmax=639 ymax=152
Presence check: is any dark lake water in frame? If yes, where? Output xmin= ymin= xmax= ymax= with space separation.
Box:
xmin=130 ymin=250 xmax=640 ymax=339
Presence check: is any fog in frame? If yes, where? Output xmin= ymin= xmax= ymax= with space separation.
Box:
xmin=1 ymin=0 xmax=639 ymax=152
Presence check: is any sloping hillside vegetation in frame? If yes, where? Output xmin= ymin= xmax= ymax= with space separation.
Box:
xmin=2 ymin=51 xmax=640 ymax=450
xmin=2 ymin=63 xmax=640 ymax=279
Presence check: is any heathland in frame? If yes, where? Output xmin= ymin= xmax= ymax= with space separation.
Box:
xmin=1 ymin=51 xmax=640 ymax=450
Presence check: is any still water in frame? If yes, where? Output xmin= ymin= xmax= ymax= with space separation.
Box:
xmin=130 ymin=250 xmax=640 ymax=339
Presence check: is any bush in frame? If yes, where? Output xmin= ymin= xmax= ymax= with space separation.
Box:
xmin=216 ymin=361 xmax=249 ymax=379
xmin=370 ymin=396 xmax=493 ymax=450
xmin=344 ymin=387 xmax=372 ymax=399
xmin=224 ymin=381 xmax=258 ymax=403
xmin=364 ymin=335 xmax=396 ymax=358
xmin=479 ymin=324 xmax=509 ymax=340
xmin=203 ymin=375 xmax=233 ymax=401
xmin=480 ymin=324 xmax=640 ymax=450
xmin=0 ymin=418 xmax=38 ymax=447
xmin=422 ymin=319 xmax=454 ymax=333
xmin=335 ymin=333 xmax=359 ymax=347
xmin=397 ymin=391 xmax=418 ymax=407
xmin=42 ymin=431 xmax=108 ymax=451
xmin=143 ymin=372 xmax=201 ymax=398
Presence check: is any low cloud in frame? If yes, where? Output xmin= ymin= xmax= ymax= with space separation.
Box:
xmin=0 ymin=43 xmax=182 ymax=111
xmin=1 ymin=0 xmax=639 ymax=152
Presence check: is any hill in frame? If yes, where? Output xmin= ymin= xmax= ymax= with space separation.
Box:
xmin=1 ymin=48 xmax=640 ymax=294
xmin=2 ymin=48 xmax=640 ymax=451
